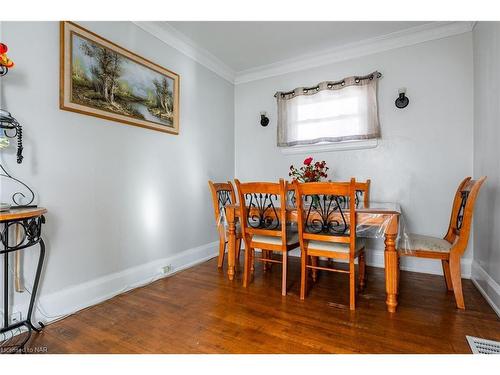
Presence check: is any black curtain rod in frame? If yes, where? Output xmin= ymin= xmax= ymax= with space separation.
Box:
xmin=275 ymin=72 xmax=382 ymax=98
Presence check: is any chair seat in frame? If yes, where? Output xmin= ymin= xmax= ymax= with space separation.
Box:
xmin=401 ymin=233 xmax=452 ymax=253
xmin=252 ymin=232 xmax=299 ymax=246
xmin=307 ymin=238 xmax=365 ymax=254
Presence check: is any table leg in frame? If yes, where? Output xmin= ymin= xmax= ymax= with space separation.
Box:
xmin=27 ymin=239 xmax=45 ymax=332
xmin=384 ymin=215 xmax=399 ymax=313
xmin=226 ymin=206 xmax=236 ymax=281
xmin=15 ymin=224 xmax=23 ymax=292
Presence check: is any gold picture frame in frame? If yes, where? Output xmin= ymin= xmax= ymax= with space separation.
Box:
xmin=60 ymin=21 xmax=180 ymax=134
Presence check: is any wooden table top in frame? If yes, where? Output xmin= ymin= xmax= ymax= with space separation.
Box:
xmin=0 ymin=207 xmax=47 ymax=222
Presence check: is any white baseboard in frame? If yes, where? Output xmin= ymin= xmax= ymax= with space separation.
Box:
xmin=471 ymin=261 xmax=500 ymax=317
xmin=287 ymin=247 xmax=472 ymax=278
xmin=14 ymin=241 xmax=219 ymax=327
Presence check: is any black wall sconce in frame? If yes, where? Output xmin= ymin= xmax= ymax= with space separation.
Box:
xmin=395 ymin=88 xmax=409 ymax=109
xmin=260 ymin=111 xmax=269 ymax=127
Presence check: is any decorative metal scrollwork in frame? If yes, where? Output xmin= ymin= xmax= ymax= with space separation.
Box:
xmin=216 ymin=189 xmax=232 ymax=213
xmin=304 ymin=194 xmax=349 ymax=235
xmin=245 ymin=193 xmax=281 ymax=230
xmin=0 ymin=164 xmax=35 ymax=206
xmin=0 ymin=216 xmax=45 ymax=251
xmin=287 ymin=189 xmax=296 ymax=208
xmin=456 ymin=191 xmax=469 ymax=230
xmin=355 ymin=190 xmax=363 ymax=206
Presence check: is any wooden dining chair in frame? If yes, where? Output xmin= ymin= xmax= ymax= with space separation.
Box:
xmin=398 ymin=176 xmax=486 ymax=309
xmin=293 ymin=179 xmax=366 ymax=310
xmin=311 ymin=179 xmax=370 ymax=281
xmin=234 ymin=179 xmax=299 ymax=296
xmin=208 ymin=180 xmax=242 ymax=269
xmin=355 ymin=179 xmax=371 ymax=208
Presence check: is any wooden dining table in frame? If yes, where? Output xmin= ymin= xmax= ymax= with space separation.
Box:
xmin=223 ymin=202 xmax=402 ymax=313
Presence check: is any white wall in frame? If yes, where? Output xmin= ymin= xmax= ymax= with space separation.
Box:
xmin=0 ymin=22 xmax=234 ymax=320
xmin=235 ymin=33 xmax=474 ymax=275
xmin=0 ymin=22 xmax=488 ymax=325
xmin=472 ymin=22 xmax=500 ymax=315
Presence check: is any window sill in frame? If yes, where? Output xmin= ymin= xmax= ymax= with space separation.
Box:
xmin=279 ymin=138 xmax=379 ymax=155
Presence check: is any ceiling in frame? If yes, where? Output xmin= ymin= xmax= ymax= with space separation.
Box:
xmin=166 ymin=21 xmax=432 ymax=72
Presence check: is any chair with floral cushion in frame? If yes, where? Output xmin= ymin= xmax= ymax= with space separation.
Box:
xmin=235 ymin=179 xmax=299 ymax=296
xmin=398 ymin=176 xmax=486 ymax=309
xmin=208 ymin=180 xmax=242 ymax=269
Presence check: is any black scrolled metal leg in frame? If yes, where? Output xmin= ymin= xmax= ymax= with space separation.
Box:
xmin=0 ymin=215 xmax=46 ymax=353
xmin=26 ymin=238 xmax=45 ymax=333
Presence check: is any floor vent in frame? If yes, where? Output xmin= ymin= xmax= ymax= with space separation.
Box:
xmin=466 ymin=336 xmax=500 ymax=354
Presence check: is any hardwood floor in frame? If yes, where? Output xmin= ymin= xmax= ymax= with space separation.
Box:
xmin=23 ymin=254 xmax=500 ymax=353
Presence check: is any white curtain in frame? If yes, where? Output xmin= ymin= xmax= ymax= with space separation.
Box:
xmin=276 ymin=72 xmax=381 ymax=147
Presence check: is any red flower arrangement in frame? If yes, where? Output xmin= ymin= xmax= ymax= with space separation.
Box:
xmin=289 ymin=157 xmax=329 ymax=182
xmin=0 ymin=43 xmax=14 ymax=69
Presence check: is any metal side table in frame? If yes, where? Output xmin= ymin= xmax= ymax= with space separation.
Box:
xmin=1 ymin=207 xmax=47 ymax=353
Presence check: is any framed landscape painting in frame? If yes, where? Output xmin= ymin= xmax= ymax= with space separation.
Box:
xmin=60 ymin=21 xmax=180 ymax=134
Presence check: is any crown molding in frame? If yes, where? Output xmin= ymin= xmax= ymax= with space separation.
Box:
xmin=234 ymin=21 xmax=475 ymax=85
xmin=133 ymin=21 xmax=474 ymax=86
xmin=133 ymin=21 xmax=236 ymax=83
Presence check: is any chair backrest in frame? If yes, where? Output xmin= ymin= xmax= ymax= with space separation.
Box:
xmin=208 ymin=180 xmax=237 ymax=224
xmin=444 ymin=176 xmax=487 ymax=255
xmin=234 ymin=179 xmax=288 ymax=242
xmin=355 ymin=179 xmax=371 ymax=208
xmin=293 ymin=179 xmax=358 ymax=256
xmin=288 ymin=179 xmax=370 ymax=208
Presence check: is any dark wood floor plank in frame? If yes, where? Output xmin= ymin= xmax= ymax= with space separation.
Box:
xmin=22 ymin=255 xmax=500 ymax=354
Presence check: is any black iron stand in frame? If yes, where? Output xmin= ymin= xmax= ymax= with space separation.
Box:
xmin=0 ymin=215 xmax=45 ymax=353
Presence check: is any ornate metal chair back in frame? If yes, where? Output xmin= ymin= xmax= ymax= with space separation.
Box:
xmin=234 ymin=179 xmax=288 ymax=241
xmin=293 ymin=179 xmax=358 ymax=254
xmin=208 ymin=180 xmax=237 ymax=228
xmin=355 ymin=179 xmax=371 ymax=208
xmin=444 ymin=176 xmax=487 ymax=255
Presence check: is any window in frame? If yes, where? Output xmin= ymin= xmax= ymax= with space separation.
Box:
xmin=276 ymin=72 xmax=381 ymax=149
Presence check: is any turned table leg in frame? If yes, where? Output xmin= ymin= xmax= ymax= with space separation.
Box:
xmin=384 ymin=215 xmax=399 ymax=313
xmin=226 ymin=206 xmax=236 ymax=281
